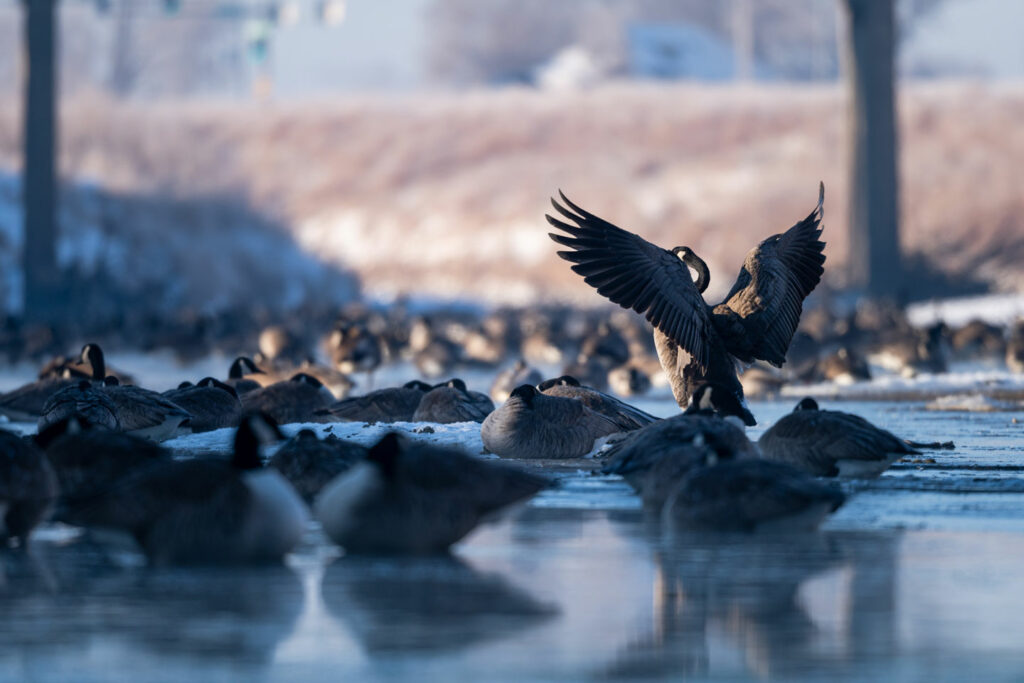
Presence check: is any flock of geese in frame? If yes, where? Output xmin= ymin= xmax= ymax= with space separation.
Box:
xmin=0 ymin=184 xmax=968 ymax=566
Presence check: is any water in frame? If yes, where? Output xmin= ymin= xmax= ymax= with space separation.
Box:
xmin=1 ymin=399 xmax=1023 ymax=681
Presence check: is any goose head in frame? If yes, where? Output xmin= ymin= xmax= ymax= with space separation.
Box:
xmin=229 ymin=356 xmax=264 ymax=379
xmin=794 ymin=397 xmax=819 ymax=412
xmin=79 ymin=343 xmax=106 ymax=380
xmin=366 ymin=432 xmax=403 ymax=481
xmin=672 ymin=247 xmax=710 ymax=294
xmin=102 ymin=375 xmax=120 ymax=387
xmin=684 ymin=383 xmax=756 ymax=426
xmin=537 ymin=375 xmax=580 ymax=392
xmin=508 ymin=384 xmax=537 ymax=408
xmin=197 ymin=377 xmax=239 ymax=398
xmin=233 ymin=413 xmax=283 ymax=470
xmin=442 ymin=378 xmax=468 ymax=393
xmin=403 ymin=380 xmax=433 ymax=392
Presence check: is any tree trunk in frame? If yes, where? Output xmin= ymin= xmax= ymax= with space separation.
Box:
xmin=21 ymin=0 xmax=59 ymax=321
xmin=842 ymin=0 xmax=901 ymax=300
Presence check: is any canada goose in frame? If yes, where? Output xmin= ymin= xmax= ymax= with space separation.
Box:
xmin=546 ymin=185 xmax=825 ymax=416
xmin=481 ymin=384 xmax=622 ymax=460
xmin=737 ymin=363 xmax=786 ymax=399
xmin=871 ymin=323 xmax=950 ymax=377
xmin=538 ymin=375 xmax=658 ymax=431
xmin=0 ymin=429 xmax=58 ymax=546
xmin=0 ymin=343 xmax=106 ymax=421
xmin=682 ymin=382 xmax=757 ymax=427
xmin=636 ymin=435 xmax=713 ymax=513
xmin=100 ymin=377 xmax=192 ymax=441
xmin=315 ymin=432 xmax=548 ymax=554
xmin=805 ymin=346 xmax=871 ymax=384
xmin=35 ymin=415 xmax=170 ymax=516
xmin=560 ymin=355 xmax=612 ymax=391
xmin=295 ymin=359 xmax=354 ymax=400
xmin=269 ymin=429 xmax=366 ymax=503
xmin=258 ymin=325 xmax=306 ymax=365
xmin=161 ymin=377 xmax=242 ymax=433
xmin=607 ymin=363 xmax=652 ymax=398
xmin=240 ymin=373 xmax=334 ymax=425
xmin=601 ymin=403 xmax=759 ymax=492
xmin=60 ymin=414 xmax=309 ymax=565
xmin=490 ymin=360 xmax=544 ymax=403
xmin=412 ymin=379 xmax=494 ymax=424
xmin=579 ymin=322 xmax=631 ymax=368
xmin=38 ymin=343 xmax=135 ymax=385
xmin=951 ymin=319 xmax=1006 ymax=361
xmin=757 ymin=397 xmax=919 ymax=478
xmin=38 ymin=380 xmax=121 ymax=432
xmin=662 ymin=456 xmax=845 ymax=533
xmin=327 ymin=322 xmax=383 ymax=387
xmin=226 ymin=356 xmax=269 ymax=394
xmin=316 ymin=380 xmax=432 ymax=423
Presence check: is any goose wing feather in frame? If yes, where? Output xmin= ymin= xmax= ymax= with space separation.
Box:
xmin=546 ymin=191 xmax=713 ymax=371
xmin=715 ymin=183 xmax=826 ymax=366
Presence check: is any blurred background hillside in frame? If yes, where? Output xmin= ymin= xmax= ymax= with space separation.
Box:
xmin=0 ymin=0 xmax=1022 ymax=316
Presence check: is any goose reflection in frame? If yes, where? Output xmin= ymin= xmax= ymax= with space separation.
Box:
xmin=0 ymin=541 xmax=304 ymax=666
xmin=603 ymin=533 xmax=844 ymax=679
xmin=321 ymin=554 xmax=557 ymax=653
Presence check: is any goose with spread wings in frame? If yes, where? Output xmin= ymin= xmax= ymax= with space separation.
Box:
xmin=547 ymin=184 xmax=825 ymax=422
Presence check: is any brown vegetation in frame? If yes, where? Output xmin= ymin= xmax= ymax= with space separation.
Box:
xmin=0 ymin=82 xmax=1022 ymax=305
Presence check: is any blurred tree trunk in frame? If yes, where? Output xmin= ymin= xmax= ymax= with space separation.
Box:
xmin=21 ymin=0 xmax=59 ymax=321
xmin=842 ymin=0 xmax=901 ymax=300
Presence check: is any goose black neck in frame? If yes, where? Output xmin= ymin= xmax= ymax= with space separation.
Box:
xmin=682 ymin=252 xmax=710 ymax=294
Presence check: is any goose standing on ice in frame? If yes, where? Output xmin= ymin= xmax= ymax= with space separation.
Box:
xmin=546 ymin=184 xmax=826 ymax=421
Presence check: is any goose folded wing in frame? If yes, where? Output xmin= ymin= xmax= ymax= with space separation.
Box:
xmin=547 ymin=191 xmax=713 ymax=372
xmin=715 ymin=183 xmax=826 ymax=367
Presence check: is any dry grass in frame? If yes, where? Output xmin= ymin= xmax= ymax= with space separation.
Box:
xmin=0 ymin=81 xmax=1022 ymax=305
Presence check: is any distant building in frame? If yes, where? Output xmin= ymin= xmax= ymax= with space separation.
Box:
xmin=626 ymin=23 xmax=771 ymax=81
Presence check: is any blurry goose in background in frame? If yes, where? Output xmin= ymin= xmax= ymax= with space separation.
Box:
xmin=226 ymin=356 xmax=270 ymax=394
xmin=481 ymin=384 xmax=622 ymax=460
xmin=316 ymin=380 xmax=432 ymax=423
xmin=1005 ymin=322 xmax=1024 ymax=373
xmin=100 ymin=377 xmax=192 ymax=441
xmin=0 ymin=343 xmax=107 ymax=421
xmin=36 ymin=343 xmax=107 ymax=381
xmin=561 ymin=355 xmax=613 ymax=391
xmin=315 ymin=432 xmax=548 ymax=554
xmin=547 ymin=185 xmax=825 ymax=411
xmin=871 ymin=322 xmax=950 ymax=377
xmin=407 ymin=316 xmax=461 ymax=378
xmin=682 ymin=382 xmax=757 ymax=427
xmin=38 ymin=380 xmax=121 ymax=432
xmin=737 ymin=363 xmax=786 ymax=399
xmin=490 ymin=360 xmax=544 ymax=403
xmin=162 ymin=377 xmax=242 ymax=433
xmin=327 ymin=322 xmax=383 ymax=387
xmin=258 ymin=324 xmax=306 ymax=366
xmin=412 ymin=379 xmax=494 ymax=424
xmin=294 ymin=359 xmax=355 ymax=400
xmin=951 ymin=319 xmax=1006 ymax=362
xmin=804 ymin=346 xmax=871 ymax=385
xmin=607 ymin=363 xmax=652 ymax=398
xmin=757 ymin=397 xmax=920 ymax=478
xmin=0 ymin=429 xmax=58 ymax=547
xmin=240 ymin=373 xmax=334 ymax=425
xmin=36 ymin=416 xmax=170 ymax=518
xmin=538 ymin=375 xmax=658 ymax=431
xmin=59 ymin=414 xmax=308 ymax=565
xmin=662 ymin=455 xmax=845 ymax=533
xmin=579 ymin=322 xmax=631 ymax=370
xmin=269 ymin=429 xmax=367 ymax=503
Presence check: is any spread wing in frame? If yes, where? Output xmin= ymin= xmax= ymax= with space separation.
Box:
xmin=547 ymin=191 xmax=712 ymax=371
xmin=716 ymin=183 xmax=826 ymax=367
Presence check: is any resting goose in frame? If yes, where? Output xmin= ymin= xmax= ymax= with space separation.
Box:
xmin=226 ymin=356 xmax=269 ymax=394
xmin=240 ymin=373 xmax=334 ymax=425
xmin=547 ymin=185 xmax=826 ymax=419
xmin=38 ymin=380 xmax=121 ymax=432
xmin=757 ymin=397 xmax=919 ymax=478
xmin=0 ymin=429 xmax=58 ymax=546
xmin=538 ymin=375 xmax=658 ymax=431
xmin=316 ymin=380 xmax=432 ymax=423
xmin=0 ymin=343 xmax=106 ymax=421
xmin=269 ymin=429 xmax=366 ymax=503
xmin=315 ymin=432 xmax=548 ymax=554
xmin=481 ymin=384 xmax=622 ymax=459
xmin=411 ymin=379 xmax=494 ymax=424
xmin=162 ymin=377 xmax=242 ymax=433
xmin=662 ymin=455 xmax=845 ymax=533
xmin=60 ymin=414 xmax=309 ymax=565
xmin=100 ymin=377 xmax=192 ymax=441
